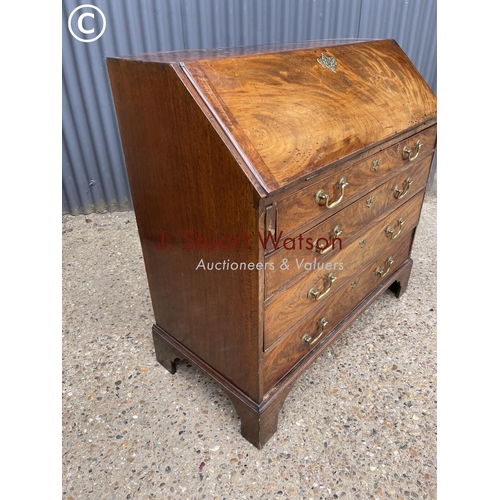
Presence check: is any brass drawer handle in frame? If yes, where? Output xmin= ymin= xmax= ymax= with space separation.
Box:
xmin=302 ymin=317 xmax=329 ymax=346
xmin=315 ymin=177 xmax=348 ymax=209
xmin=307 ymin=273 xmax=337 ymax=300
xmin=376 ymin=257 xmax=395 ymax=278
xmin=393 ymin=177 xmax=413 ymax=199
xmin=385 ymin=217 xmax=405 ymax=240
xmin=312 ymin=225 xmax=342 ymax=254
xmin=402 ymin=139 xmax=423 ymax=162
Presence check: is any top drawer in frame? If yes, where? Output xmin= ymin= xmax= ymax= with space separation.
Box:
xmin=276 ymin=125 xmax=436 ymax=238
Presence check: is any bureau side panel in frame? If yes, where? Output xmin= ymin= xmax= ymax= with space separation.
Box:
xmin=107 ymin=59 xmax=261 ymax=402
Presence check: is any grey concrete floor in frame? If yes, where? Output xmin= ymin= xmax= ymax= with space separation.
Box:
xmin=62 ymin=192 xmax=436 ymax=500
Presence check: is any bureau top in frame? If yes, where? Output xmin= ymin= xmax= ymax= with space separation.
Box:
xmin=108 ymin=39 xmax=436 ymax=194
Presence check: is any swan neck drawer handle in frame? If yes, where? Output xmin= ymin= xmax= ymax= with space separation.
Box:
xmin=402 ymin=139 xmax=423 ymax=162
xmin=315 ymin=177 xmax=348 ymax=209
xmin=393 ymin=177 xmax=413 ymax=199
xmin=307 ymin=273 xmax=337 ymax=300
xmin=385 ymin=218 xmax=405 ymax=240
xmin=376 ymin=257 xmax=395 ymax=278
xmin=302 ymin=317 xmax=329 ymax=346
xmin=312 ymin=225 xmax=342 ymax=254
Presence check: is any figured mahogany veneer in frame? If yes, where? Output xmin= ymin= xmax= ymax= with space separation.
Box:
xmin=275 ymin=126 xmax=436 ymax=238
xmin=107 ymin=39 xmax=437 ymax=448
xmin=264 ymin=154 xmax=434 ymax=297
xmin=263 ymin=190 xmax=426 ymax=350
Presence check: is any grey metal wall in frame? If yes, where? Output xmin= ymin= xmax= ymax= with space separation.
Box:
xmin=62 ymin=0 xmax=437 ymax=215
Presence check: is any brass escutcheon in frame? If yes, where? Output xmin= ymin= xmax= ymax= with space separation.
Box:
xmin=372 ymin=158 xmax=381 ymax=171
xmin=366 ymin=196 xmax=375 ymax=208
xmin=317 ymin=53 xmax=338 ymax=73
xmin=351 ymin=279 xmax=359 ymax=289
xmin=359 ymin=238 xmax=367 ymax=248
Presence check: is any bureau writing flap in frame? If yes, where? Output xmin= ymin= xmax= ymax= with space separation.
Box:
xmin=108 ymin=39 xmax=436 ymax=195
xmin=181 ymin=39 xmax=436 ymax=192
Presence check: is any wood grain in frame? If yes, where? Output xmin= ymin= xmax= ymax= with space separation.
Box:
xmin=276 ymin=126 xmax=436 ymax=238
xmin=117 ymin=39 xmax=370 ymax=64
xmin=107 ymin=58 xmax=263 ymax=402
xmin=107 ymin=39 xmax=436 ymax=448
xmin=185 ymin=40 xmax=437 ymax=190
xmin=265 ymin=154 xmax=434 ymax=297
xmin=264 ymin=190 xmax=425 ymax=349
xmin=262 ymin=234 xmax=415 ymax=393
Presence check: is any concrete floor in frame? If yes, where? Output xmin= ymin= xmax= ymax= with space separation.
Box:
xmin=62 ymin=192 xmax=436 ymax=500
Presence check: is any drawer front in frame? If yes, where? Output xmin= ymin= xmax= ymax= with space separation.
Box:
xmin=264 ymin=189 xmax=425 ymax=350
xmin=265 ymin=154 xmax=433 ymax=297
xmin=262 ymin=233 xmax=414 ymax=394
xmin=277 ymin=126 xmax=436 ymax=238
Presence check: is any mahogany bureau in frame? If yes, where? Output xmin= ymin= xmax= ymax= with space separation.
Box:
xmin=107 ymin=39 xmax=437 ymax=448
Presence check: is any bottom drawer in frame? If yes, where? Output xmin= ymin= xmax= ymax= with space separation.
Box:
xmin=262 ymin=232 xmax=414 ymax=394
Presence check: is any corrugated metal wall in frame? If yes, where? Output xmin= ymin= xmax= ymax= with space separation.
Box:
xmin=62 ymin=0 xmax=437 ymax=215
